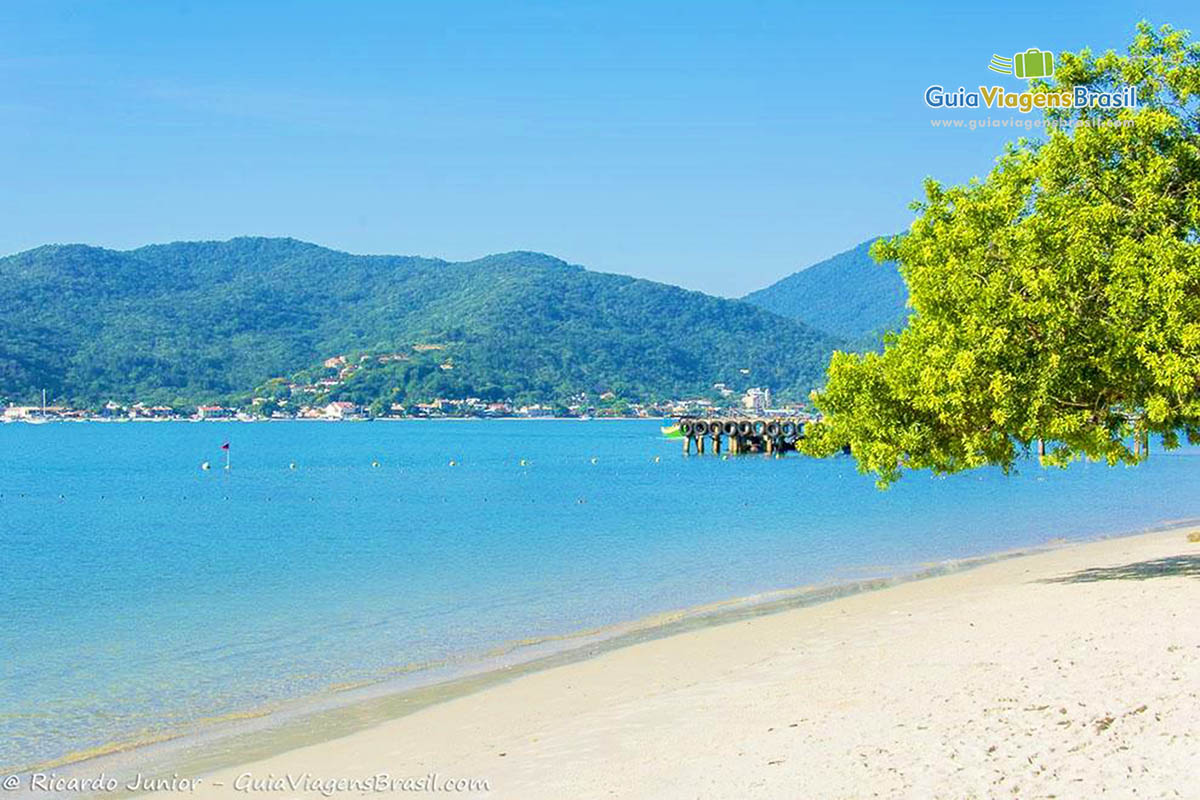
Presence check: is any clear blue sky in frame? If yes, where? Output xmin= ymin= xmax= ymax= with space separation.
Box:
xmin=0 ymin=1 xmax=1192 ymax=295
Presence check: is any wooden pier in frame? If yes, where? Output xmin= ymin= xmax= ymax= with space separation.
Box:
xmin=677 ymin=416 xmax=807 ymax=455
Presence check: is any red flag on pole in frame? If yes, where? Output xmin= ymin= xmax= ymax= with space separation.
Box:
xmin=221 ymin=442 xmax=230 ymax=450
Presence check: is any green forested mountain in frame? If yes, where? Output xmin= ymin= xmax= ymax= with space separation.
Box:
xmin=743 ymin=238 xmax=909 ymax=345
xmin=0 ymin=237 xmax=839 ymax=407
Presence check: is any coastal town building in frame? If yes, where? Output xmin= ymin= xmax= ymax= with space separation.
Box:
xmin=2 ymin=383 xmax=807 ymax=423
xmin=323 ymin=401 xmax=360 ymax=419
xmin=742 ymin=387 xmax=771 ymax=414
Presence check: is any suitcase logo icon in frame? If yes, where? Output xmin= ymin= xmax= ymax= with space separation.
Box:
xmin=988 ymin=48 xmax=1054 ymax=80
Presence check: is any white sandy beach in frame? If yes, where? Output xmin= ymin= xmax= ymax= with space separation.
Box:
xmin=142 ymin=528 xmax=1200 ymax=800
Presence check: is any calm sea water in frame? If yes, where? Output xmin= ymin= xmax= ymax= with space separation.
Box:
xmin=2 ymin=419 xmax=1198 ymax=769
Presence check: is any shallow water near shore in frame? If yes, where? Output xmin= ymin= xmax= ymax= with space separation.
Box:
xmin=2 ymin=419 xmax=1199 ymax=772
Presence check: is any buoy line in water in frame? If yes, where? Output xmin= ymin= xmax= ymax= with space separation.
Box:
xmin=184 ymin=448 xmax=693 ymax=473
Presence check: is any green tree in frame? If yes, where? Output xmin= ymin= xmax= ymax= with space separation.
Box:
xmin=254 ymin=398 xmax=280 ymax=418
xmin=803 ymin=23 xmax=1200 ymax=486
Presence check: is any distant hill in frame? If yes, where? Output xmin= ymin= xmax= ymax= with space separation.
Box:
xmin=743 ymin=238 xmax=909 ymax=345
xmin=0 ymin=237 xmax=840 ymax=407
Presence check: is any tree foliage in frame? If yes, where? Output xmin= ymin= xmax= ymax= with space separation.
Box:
xmin=802 ymin=23 xmax=1200 ymax=485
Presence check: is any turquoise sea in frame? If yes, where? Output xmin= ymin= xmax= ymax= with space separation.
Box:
xmin=1 ymin=420 xmax=1198 ymax=771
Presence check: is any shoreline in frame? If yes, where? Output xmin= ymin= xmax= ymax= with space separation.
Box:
xmin=15 ymin=518 xmax=1199 ymax=796
xmin=1 ymin=416 xmax=679 ymax=424
xmin=161 ymin=522 xmax=1200 ymax=799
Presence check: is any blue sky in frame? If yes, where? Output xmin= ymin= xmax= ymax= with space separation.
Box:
xmin=0 ymin=1 xmax=1192 ymax=295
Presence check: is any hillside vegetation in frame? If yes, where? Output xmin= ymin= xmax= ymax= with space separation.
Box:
xmin=0 ymin=237 xmax=840 ymax=407
xmin=743 ymin=238 xmax=908 ymax=345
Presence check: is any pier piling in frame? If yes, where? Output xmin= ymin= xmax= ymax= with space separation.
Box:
xmin=673 ymin=416 xmax=806 ymax=457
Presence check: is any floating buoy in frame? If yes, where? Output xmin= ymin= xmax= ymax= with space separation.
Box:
xmin=448 ymin=460 xmax=457 ymax=466
xmin=201 ymin=461 xmax=211 ymax=471
xmin=590 ymin=457 xmax=598 ymax=464
xmin=289 ymin=462 xmax=297 ymax=470
xmin=653 ymin=456 xmax=660 ymax=463
xmin=519 ymin=459 xmax=528 ymax=466
xmin=371 ymin=460 xmax=380 ymax=468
